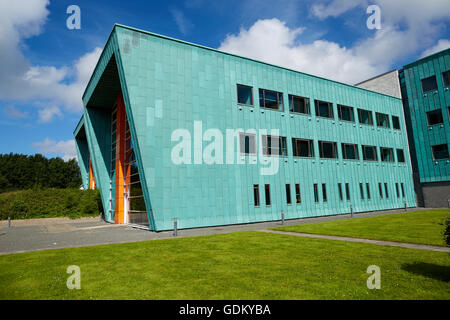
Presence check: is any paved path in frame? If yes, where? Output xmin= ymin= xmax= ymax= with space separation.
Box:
xmin=259 ymin=229 xmax=450 ymax=252
xmin=0 ymin=207 xmax=437 ymax=255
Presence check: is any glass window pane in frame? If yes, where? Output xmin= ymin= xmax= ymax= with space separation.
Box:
xmin=421 ymin=76 xmax=438 ymax=93
xmin=237 ymin=85 xmax=253 ymax=105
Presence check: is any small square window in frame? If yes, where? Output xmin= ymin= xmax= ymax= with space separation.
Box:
xmin=432 ymin=144 xmax=449 ymax=160
xmin=237 ymin=84 xmax=253 ymax=105
xmin=421 ymin=76 xmax=438 ymax=93
xmin=259 ymin=89 xmax=283 ymax=111
xmin=262 ymin=135 xmax=287 ymax=156
xmin=338 ymin=105 xmax=355 ymax=122
xmin=342 ymin=143 xmax=359 ymax=160
xmin=396 ymin=149 xmax=406 ymax=163
xmin=380 ymin=147 xmax=394 ymax=162
xmin=426 ymin=109 xmax=444 ymax=126
xmin=289 ymin=95 xmax=310 ymax=114
xmin=376 ymin=112 xmax=390 ymax=128
xmin=319 ymin=141 xmax=338 ymax=159
xmin=292 ymin=138 xmax=314 ymax=157
xmin=315 ymin=100 xmax=334 ymax=119
xmin=362 ymin=145 xmax=377 ymax=161
xmin=358 ymin=108 xmax=373 ymax=125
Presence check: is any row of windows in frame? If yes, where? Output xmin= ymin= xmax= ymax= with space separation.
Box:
xmin=253 ymin=182 xmax=407 ymax=207
xmin=240 ymin=133 xmax=407 ymax=162
xmin=237 ymin=84 xmax=402 ymax=129
xmin=420 ymin=70 xmax=450 ymax=94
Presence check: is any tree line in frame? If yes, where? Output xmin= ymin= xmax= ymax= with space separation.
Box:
xmin=0 ymin=153 xmax=82 ymax=192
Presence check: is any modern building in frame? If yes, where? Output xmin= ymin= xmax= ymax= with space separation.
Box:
xmin=74 ymin=24 xmax=416 ymax=231
xmin=356 ymin=49 xmax=450 ymax=208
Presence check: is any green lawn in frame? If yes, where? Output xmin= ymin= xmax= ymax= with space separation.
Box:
xmin=273 ymin=209 xmax=450 ymax=246
xmin=0 ymin=231 xmax=449 ymax=300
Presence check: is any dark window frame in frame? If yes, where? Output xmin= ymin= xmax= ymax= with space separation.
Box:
xmin=264 ymin=184 xmax=271 ymax=206
xmin=314 ymin=99 xmax=334 ymax=119
xmin=322 ymin=183 xmax=327 ymax=202
xmin=313 ymin=184 xmax=319 ymax=203
xmin=236 ymin=84 xmax=254 ymax=106
xmin=362 ymin=145 xmax=378 ymax=161
xmin=319 ymin=140 xmax=338 ymax=159
xmin=380 ymin=147 xmax=395 ymax=162
xmin=392 ymin=116 xmax=401 ymax=130
xmin=253 ymin=184 xmax=260 ymax=207
xmin=421 ymin=75 xmax=438 ymax=93
xmin=337 ymin=104 xmax=355 ymax=122
xmin=289 ymin=94 xmax=310 ymax=115
xmin=360 ymin=183 xmax=365 ymax=200
xmin=292 ymin=138 xmax=314 ymax=158
xmin=431 ymin=144 xmax=450 ymax=160
xmin=259 ymin=88 xmax=284 ymax=111
xmin=426 ymin=109 xmax=444 ymax=126
xmin=345 ymin=183 xmax=350 ymax=201
xmin=286 ymin=184 xmax=292 ymax=205
xmin=396 ymin=149 xmax=406 ymax=163
xmin=239 ymin=132 xmax=257 ymax=155
xmin=366 ymin=183 xmax=371 ymax=200
xmin=295 ymin=184 xmax=301 ymax=204
xmin=358 ymin=108 xmax=374 ymax=126
xmin=262 ymin=135 xmax=288 ymax=157
xmin=443 ymin=70 xmax=450 ymax=88
xmin=376 ymin=112 xmax=390 ymax=128
xmin=338 ymin=183 xmax=343 ymax=202
xmin=342 ymin=143 xmax=359 ymax=160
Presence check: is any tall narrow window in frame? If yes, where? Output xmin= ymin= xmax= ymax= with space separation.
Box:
xmin=338 ymin=105 xmax=355 ymax=122
xmin=426 ymin=109 xmax=443 ymax=126
xmin=380 ymin=147 xmax=394 ymax=162
xmin=443 ymin=70 xmax=450 ymax=87
xmin=358 ymin=108 xmax=374 ymax=125
xmin=379 ymin=183 xmax=383 ymax=199
xmin=392 ymin=116 xmax=401 ymax=130
xmin=239 ymin=133 xmax=256 ymax=155
xmin=342 ymin=143 xmax=359 ymax=160
xmin=345 ymin=183 xmax=350 ymax=201
xmin=362 ymin=145 xmax=378 ymax=161
xmin=262 ymin=135 xmax=288 ymax=156
xmin=313 ymin=184 xmax=319 ymax=203
xmin=366 ymin=183 xmax=371 ymax=200
xmin=237 ymin=84 xmax=253 ymax=105
xmin=360 ymin=183 xmax=364 ymax=200
xmin=253 ymin=184 xmax=260 ymax=207
xmin=292 ymin=138 xmax=314 ymax=157
xmin=289 ymin=95 xmax=310 ymax=114
xmin=295 ymin=184 xmax=301 ymax=204
xmin=338 ymin=183 xmax=343 ymax=201
xmin=265 ymin=184 xmax=271 ymax=206
xmin=259 ymin=89 xmax=283 ymax=111
xmin=322 ymin=184 xmax=327 ymax=202
xmin=286 ymin=184 xmax=292 ymax=205
xmin=376 ymin=112 xmax=390 ymax=128
xmin=431 ymin=144 xmax=450 ymax=160
xmin=395 ymin=183 xmax=400 ymax=198
xmin=396 ymin=149 xmax=406 ymax=163
xmin=401 ymin=183 xmax=405 ymax=198
xmin=421 ymin=75 xmax=437 ymax=93
xmin=315 ymin=100 xmax=334 ymax=119
xmin=384 ymin=183 xmax=389 ymax=199
xmin=319 ymin=141 xmax=338 ymax=159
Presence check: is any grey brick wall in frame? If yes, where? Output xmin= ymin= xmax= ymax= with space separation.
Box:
xmin=355 ymin=70 xmax=401 ymax=98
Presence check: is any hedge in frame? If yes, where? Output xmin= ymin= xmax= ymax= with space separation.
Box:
xmin=0 ymin=188 xmax=103 ymax=220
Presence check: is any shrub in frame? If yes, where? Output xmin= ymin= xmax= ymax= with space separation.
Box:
xmin=0 ymin=188 xmax=102 ymax=220
xmin=444 ymin=217 xmax=450 ymax=247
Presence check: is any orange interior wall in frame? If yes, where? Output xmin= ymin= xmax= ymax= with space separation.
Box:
xmin=88 ymin=159 xmax=96 ymax=190
xmin=114 ymin=93 xmax=126 ymax=224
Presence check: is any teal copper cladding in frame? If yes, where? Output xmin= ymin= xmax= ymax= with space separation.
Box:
xmin=74 ymin=24 xmax=416 ymax=231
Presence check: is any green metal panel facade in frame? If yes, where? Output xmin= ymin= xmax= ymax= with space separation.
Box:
xmin=75 ymin=24 xmax=416 ymax=231
xmin=400 ymin=49 xmax=450 ymax=183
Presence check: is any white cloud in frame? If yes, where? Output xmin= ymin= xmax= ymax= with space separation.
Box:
xmin=420 ymin=39 xmax=450 ymax=58
xmin=170 ymin=8 xmax=193 ymax=35
xmin=0 ymin=0 xmax=102 ymax=119
xmin=219 ymin=18 xmax=380 ymax=84
xmin=33 ymin=138 xmax=77 ymax=161
xmin=38 ymin=105 xmax=62 ymax=123
xmin=4 ymin=105 xmax=29 ymax=119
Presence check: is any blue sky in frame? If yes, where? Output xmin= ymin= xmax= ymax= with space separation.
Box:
xmin=0 ymin=0 xmax=449 ymax=160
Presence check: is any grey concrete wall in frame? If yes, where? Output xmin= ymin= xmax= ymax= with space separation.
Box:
xmin=355 ymin=70 xmax=401 ymax=98
xmin=421 ymin=181 xmax=450 ymax=208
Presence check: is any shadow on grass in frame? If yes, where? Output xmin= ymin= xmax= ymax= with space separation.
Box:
xmin=402 ymin=262 xmax=450 ymax=282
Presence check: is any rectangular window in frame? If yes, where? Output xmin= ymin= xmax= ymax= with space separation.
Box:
xmin=342 ymin=143 xmax=359 ymax=160
xmin=239 ymin=133 xmax=256 ymax=155
xmin=338 ymin=104 xmax=355 ymax=122
xmin=397 ymin=149 xmax=406 ymax=163
xmin=432 ymin=144 xmax=450 ymax=160
xmin=366 ymin=183 xmax=371 ymax=200
xmin=384 ymin=183 xmax=389 ymax=199
xmin=380 ymin=147 xmax=394 ymax=162
xmin=315 ymin=100 xmax=334 ymax=119
xmin=286 ymin=184 xmax=292 ymax=205
xmin=360 ymin=183 xmax=364 ymax=200
xmin=401 ymin=183 xmax=405 ymax=198
xmin=237 ymin=84 xmax=253 ymax=105
xmin=426 ymin=109 xmax=444 ymax=126
xmin=379 ymin=183 xmax=383 ymax=199
xmin=322 ymin=183 xmax=327 ymax=202
xmin=443 ymin=70 xmax=450 ymax=87
xmin=313 ymin=184 xmax=319 ymax=203
xmin=338 ymin=183 xmax=343 ymax=201
xmin=376 ymin=112 xmax=390 ymax=128
xmin=265 ymin=184 xmax=271 ymax=206
xmin=358 ymin=108 xmax=373 ymax=125
xmin=362 ymin=145 xmax=378 ymax=161
xmin=421 ymin=75 xmax=438 ymax=93
xmin=253 ymin=184 xmax=260 ymax=207
xmin=345 ymin=183 xmax=350 ymax=201
xmin=395 ymin=183 xmax=400 ymax=198
xmin=292 ymin=138 xmax=314 ymax=157
xmin=289 ymin=95 xmax=310 ymax=114
xmin=259 ymin=89 xmax=283 ymax=111
xmin=319 ymin=140 xmax=338 ymax=159
xmin=295 ymin=184 xmax=301 ymax=204
xmin=262 ymin=135 xmax=288 ymax=156
xmin=392 ymin=116 xmax=401 ymax=130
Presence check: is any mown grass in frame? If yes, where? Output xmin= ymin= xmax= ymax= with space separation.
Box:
xmin=273 ymin=209 xmax=450 ymax=246
xmin=0 ymin=231 xmax=448 ymax=300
